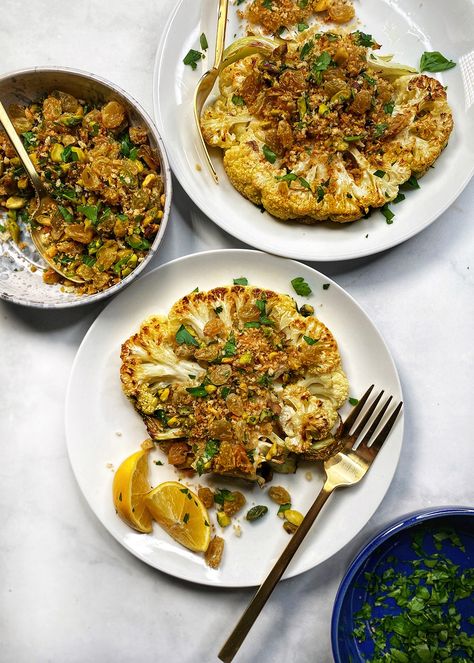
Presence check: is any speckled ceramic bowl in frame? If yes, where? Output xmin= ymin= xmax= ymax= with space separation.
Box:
xmin=0 ymin=67 xmax=172 ymax=308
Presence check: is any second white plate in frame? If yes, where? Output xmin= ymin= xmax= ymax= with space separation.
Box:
xmin=153 ymin=0 xmax=474 ymax=261
xmin=66 ymin=250 xmax=403 ymax=587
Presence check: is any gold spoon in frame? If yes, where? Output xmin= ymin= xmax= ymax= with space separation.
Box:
xmin=0 ymin=99 xmax=83 ymax=283
xmin=193 ymin=0 xmax=229 ymax=183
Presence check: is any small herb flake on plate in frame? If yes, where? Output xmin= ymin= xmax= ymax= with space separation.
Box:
xmin=199 ymin=33 xmax=208 ymax=51
xmin=291 ymin=276 xmax=312 ymax=296
xmin=233 ymin=276 xmax=248 ymax=286
xmin=420 ymin=51 xmax=456 ymax=73
xmin=183 ymin=49 xmax=203 ymax=70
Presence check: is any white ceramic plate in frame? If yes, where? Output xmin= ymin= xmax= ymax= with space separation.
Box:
xmin=153 ymin=0 xmax=474 ymax=261
xmin=66 ymin=250 xmax=403 ymax=587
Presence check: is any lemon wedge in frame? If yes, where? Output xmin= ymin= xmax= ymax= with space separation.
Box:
xmin=145 ymin=482 xmax=211 ymax=552
xmin=112 ymin=449 xmax=153 ymax=533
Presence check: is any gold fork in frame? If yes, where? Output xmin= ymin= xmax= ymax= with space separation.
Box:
xmin=218 ymin=385 xmax=403 ymax=663
xmin=193 ymin=0 xmax=229 ymax=183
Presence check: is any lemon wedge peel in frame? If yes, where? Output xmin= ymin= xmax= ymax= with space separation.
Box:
xmin=112 ymin=449 xmax=153 ymax=533
xmin=145 ymin=481 xmax=211 ymax=553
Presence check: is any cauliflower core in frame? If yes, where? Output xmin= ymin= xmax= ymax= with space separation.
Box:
xmin=201 ymin=32 xmax=453 ymax=223
xmin=120 ymin=285 xmax=349 ymax=482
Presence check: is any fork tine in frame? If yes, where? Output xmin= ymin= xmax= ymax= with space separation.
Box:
xmin=359 ymin=400 xmax=403 ymax=457
xmin=370 ymin=401 xmax=403 ymax=450
xmin=351 ymin=390 xmax=384 ymax=438
xmin=340 ymin=384 xmax=374 ymax=436
xmin=357 ymin=394 xmax=393 ymax=447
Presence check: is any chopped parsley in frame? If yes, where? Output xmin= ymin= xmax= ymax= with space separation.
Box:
xmin=77 ymin=204 xmax=98 ymax=224
xmin=223 ymin=333 xmax=237 ymax=357
xmin=199 ymin=33 xmax=208 ymax=50
xmin=262 ymin=144 xmax=277 ymax=164
xmin=384 ymin=100 xmax=395 ymax=115
xmin=275 ymin=172 xmax=298 ymax=183
xmin=195 ymin=439 xmax=220 ymax=476
xmin=353 ymin=31 xmax=375 ymax=47
xmin=176 ymin=324 xmax=199 ymax=346
xmin=322 ymin=283 xmax=330 ymax=290
xmin=233 ymin=276 xmax=248 ymax=285
xmin=297 ymin=22 xmax=309 ymax=32
xmin=374 ymin=123 xmax=388 ymax=138
xmin=420 ymin=51 xmax=456 ymax=73
xmin=58 ymin=205 xmax=74 ymax=224
xmin=352 ymin=527 xmax=474 ymax=661
xmin=291 ymin=276 xmax=312 ymax=296
xmin=183 ymin=49 xmax=203 ymax=70
xmin=21 ymin=131 xmax=37 ymax=148
xmin=214 ymin=488 xmax=235 ymax=505
xmin=183 ymin=513 xmax=190 ymax=524
xmin=374 ymin=170 xmax=386 ymax=178
xmin=300 ymin=40 xmax=314 ymax=60
xmin=186 ymin=384 xmax=208 ymax=398
xmin=303 ymin=335 xmax=318 ymax=345
xmin=349 ymin=397 xmax=359 ymax=406
xmin=231 ymin=94 xmax=245 ymax=106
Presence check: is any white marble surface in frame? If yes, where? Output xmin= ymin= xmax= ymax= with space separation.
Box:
xmin=1 ymin=1 xmax=473 ymax=662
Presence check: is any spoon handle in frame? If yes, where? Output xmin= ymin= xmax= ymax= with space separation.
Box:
xmin=0 ymin=100 xmax=44 ymax=194
xmin=213 ymin=0 xmax=229 ymax=69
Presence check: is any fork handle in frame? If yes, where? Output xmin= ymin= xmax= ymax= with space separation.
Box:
xmin=218 ymin=482 xmax=335 ymax=663
xmin=213 ymin=0 xmax=229 ymax=69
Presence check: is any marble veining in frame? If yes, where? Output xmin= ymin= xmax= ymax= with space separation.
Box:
xmin=1 ymin=1 xmax=473 ymax=662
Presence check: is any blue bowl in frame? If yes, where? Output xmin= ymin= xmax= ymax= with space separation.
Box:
xmin=331 ymin=507 xmax=474 ymax=662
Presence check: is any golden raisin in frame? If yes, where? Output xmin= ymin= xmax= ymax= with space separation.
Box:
xmin=205 ymin=536 xmax=225 ymax=569
xmin=223 ymin=491 xmax=246 ymax=516
xmin=198 ymin=487 xmax=214 ymax=509
xmin=268 ymin=485 xmax=291 ymax=505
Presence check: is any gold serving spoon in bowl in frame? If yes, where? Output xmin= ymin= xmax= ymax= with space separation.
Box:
xmin=193 ymin=0 xmax=229 ymax=183
xmin=0 ymin=99 xmax=83 ymax=283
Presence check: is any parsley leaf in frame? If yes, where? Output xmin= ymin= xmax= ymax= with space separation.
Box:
xmin=291 ymin=276 xmax=312 ymax=296
xmin=183 ymin=49 xmax=203 ymax=70
xmin=262 ymin=144 xmax=277 ymax=164
xmin=176 ymin=324 xmax=199 ymax=346
xmin=420 ymin=51 xmax=456 ymax=73
xmin=353 ymin=31 xmax=375 ymax=47
xmin=233 ymin=276 xmax=248 ymax=285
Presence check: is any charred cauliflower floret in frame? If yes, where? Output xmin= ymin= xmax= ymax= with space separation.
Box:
xmin=201 ymin=31 xmax=453 ymax=223
xmin=120 ymin=285 xmax=349 ymax=482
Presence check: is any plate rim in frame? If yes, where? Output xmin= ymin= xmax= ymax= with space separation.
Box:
xmin=331 ymin=505 xmax=474 ymax=662
xmin=153 ymin=0 xmax=474 ymax=262
xmin=65 ymin=247 xmax=404 ymax=588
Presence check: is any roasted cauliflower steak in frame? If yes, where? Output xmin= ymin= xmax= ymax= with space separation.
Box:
xmin=201 ymin=32 xmax=453 ymax=223
xmin=120 ymin=285 xmax=349 ymax=482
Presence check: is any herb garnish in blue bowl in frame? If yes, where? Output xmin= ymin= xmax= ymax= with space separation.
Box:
xmin=331 ymin=507 xmax=474 ymax=662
